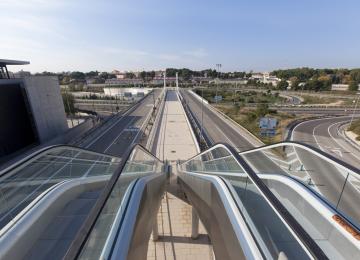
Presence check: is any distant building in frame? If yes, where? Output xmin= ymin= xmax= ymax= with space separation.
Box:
xmin=191 ymin=77 xmax=212 ymax=84
xmin=331 ymin=84 xmax=349 ymax=91
xmin=105 ymin=78 xmax=143 ymax=85
xmin=251 ymin=72 xmax=280 ymax=86
xmin=250 ymin=73 xmax=264 ymax=80
xmin=154 ymin=70 xmax=165 ymax=77
xmin=331 ymin=83 xmax=360 ymax=91
xmin=103 ymin=87 xmax=152 ymax=100
xmin=14 ymin=70 xmax=31 ymax=78
xmin=150 ymin=76 xmax=177 ymax=85
xmin=212 ymin=78 xmax=248 ymax=85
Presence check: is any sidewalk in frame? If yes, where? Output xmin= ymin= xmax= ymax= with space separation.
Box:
xmin=147 ymin=90 xmax=214 ymax=260
xmin=156 ymin=90 xmax=199 ymax=161
xmin=344 ymin=128 xmax=360 ymax=150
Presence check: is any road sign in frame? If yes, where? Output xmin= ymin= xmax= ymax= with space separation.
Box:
xmin=259 ymin=117 xmax=277 ymax=137
xmin=259 ymin=117 xmax=277 ymax=129
xmin=260 ymin=129 xmax=276 ymax=137
xmin=214 ymin=95 xmax=223 ymax=102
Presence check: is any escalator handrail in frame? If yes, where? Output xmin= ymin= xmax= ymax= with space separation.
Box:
xmin=0 ymin=144 xmax=120 ymax=178
xmin=63 ymin=143 xmax=163 ymax=260
xmin=179 ymin=142 xmax=328 ymax=259
xmin=239 ymin=140 xmax=360 ymax=176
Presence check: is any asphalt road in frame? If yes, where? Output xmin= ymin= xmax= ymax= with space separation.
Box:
xmin=290 ymin=116 xmax=360 ymax=224
xmin=276 ymin=107 xmax=360 ymax=115
xmin=291 ymin=116 xmax=360 ymax=168
xmin=81 ymin=89 xmax=163 ymax=157
xmin=180 ymin=89 xmax=259 ymax=151
xmin=181 ymin=89 xmax=360 ymax=226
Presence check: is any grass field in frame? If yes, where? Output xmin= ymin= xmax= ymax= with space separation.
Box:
xmin=215 ymin=104 xmax=309 ymax=144
xmin=348 ymin=119 xmax=360 ymax=140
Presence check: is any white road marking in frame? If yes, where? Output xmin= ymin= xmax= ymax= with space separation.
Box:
xmin=104 ymin=117 xmax=137 ymax=152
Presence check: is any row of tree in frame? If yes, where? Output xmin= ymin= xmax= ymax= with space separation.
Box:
xmin=271 ymin=68 xmax=360 ymax=91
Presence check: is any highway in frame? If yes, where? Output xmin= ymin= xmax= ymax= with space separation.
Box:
xmin=180 ymin=89 xmax=360 ymax=226
xmin=291 ymin=116 xmax=360 ymax=168
xmin=275 ymin=107 xmax=359 ymax=115
xmin=81 ymin=89 xmax=163 ymax=157
xmin=0 ymin=89 xmax=164 ymax=259
xmin=180 ymin=89 xmax=261 ymax=152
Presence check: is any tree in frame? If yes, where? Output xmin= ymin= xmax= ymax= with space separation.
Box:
xmin=61 ymin=76 xmax=70 ymax=85
xmin=99 ymin=72 xmax=116 ymax=80
xmin=350 ymin=69 xmax=360 ymax=83
xmin=85 ymin=71 xmax=99 ymax=77
xmin=140 ymin=71 xmax=147 ymax=81
xmin=277 ymin=80 xmax=289 ymax=90
xmin=70 ymin=71 xmax=86 ymax=80
xmin=125 ymin=72 xmax=136 ymax=79
xmin=62 ymin=92 xmax=76 ymax=115
xmin=256 ymin=103 xmax=269 ymax=117
xmin=349 ymin=81 xmax=359 ymax=91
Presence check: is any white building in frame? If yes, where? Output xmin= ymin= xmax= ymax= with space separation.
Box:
xmin=14 ymin=70 xmax=31 ymax=78
xmin=105 ymin=78 xmax=143 ymax=85
xmin=331 ymin=83 xmax=360 ymax=91
xmin=251 ymin=72 xmax=280 ymax=86
xmin=331 ymin=84 xmax=349 ymax=91
xmin=103 ymin=87 xmax=152 ymax=100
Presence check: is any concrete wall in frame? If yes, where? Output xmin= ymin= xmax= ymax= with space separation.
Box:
xmin=23 ymin=76 xmax=68 ymax=143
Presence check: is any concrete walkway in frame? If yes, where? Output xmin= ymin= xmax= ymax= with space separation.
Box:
xmin=147 ymin=90 xmax=214 ymax=260
xmin=156 ymin=90 xmax=199 ymax=161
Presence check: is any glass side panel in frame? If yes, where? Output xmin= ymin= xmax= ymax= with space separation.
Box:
xmin=180 ymin=145 xmax=311 ymax=260
xmin=0 ymin=146 xmax=121 ymax=232
xmin=240 ymin=143 xmax=360 ymax=258
xmin=78 ymin=146 xmax=163 ymax=260
xmin=240 ymin=144 xmax=360 ymax=228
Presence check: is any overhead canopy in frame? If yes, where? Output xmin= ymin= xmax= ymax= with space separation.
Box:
xmin=0 ymin=59 xmax=30 ymax=66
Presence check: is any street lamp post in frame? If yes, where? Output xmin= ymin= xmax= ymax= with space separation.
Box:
xmin=216 ymin=64 xmax=222 ymax=104
xmin=349 ymin=92 xmax=360 ymax=129
xmin=201 ymin=88 xmax=204 ymax=141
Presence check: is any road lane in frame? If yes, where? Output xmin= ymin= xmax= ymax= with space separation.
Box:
xmin=291 ymin=116 xmax=360 ymax=168
xmin=181 ymin=89 xmax=360 ymax=225
xmin=84 ymin=89 xmax=163 ymax=157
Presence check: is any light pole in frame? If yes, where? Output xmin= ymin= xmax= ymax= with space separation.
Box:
xmin=216 ymin=64 xmax=222 ymax=103
xmin=201 ymin=88 xmax=204 ymax=138
xmin=233 ymin=89 xmax=236 ymax=105
xmin=349 ymin=92 xmax=360 ymax=129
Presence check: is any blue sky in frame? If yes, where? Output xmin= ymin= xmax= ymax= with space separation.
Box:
xmin=1 ymin=0 xmax=359 ymax=72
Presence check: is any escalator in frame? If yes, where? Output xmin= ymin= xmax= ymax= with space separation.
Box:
xmin=1 ymin=142 xmax=360 ymax=259
xmin=178 ymin=142 xmax=360 ymax=260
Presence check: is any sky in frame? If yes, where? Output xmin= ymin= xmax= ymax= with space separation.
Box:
xmin=1 ymin=0 xmax=360 ymax=73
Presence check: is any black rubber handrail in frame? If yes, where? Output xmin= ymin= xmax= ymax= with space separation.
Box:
xmin=239 ymin=140 xmax=360 ymax=176
xmin=63 ymin=143 xmax=162 ymax=260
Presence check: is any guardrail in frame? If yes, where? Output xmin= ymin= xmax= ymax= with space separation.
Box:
xmin=178 ymin=91 xmax=211 ymax=150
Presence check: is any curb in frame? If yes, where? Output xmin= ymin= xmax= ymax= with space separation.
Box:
xmin=146 ymin=90 xmax=166 ymax=150
xmin=341 ymin=123 xmax=360 ymax=152
xmin=177 ymin=91 xmax=201 ymax=153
